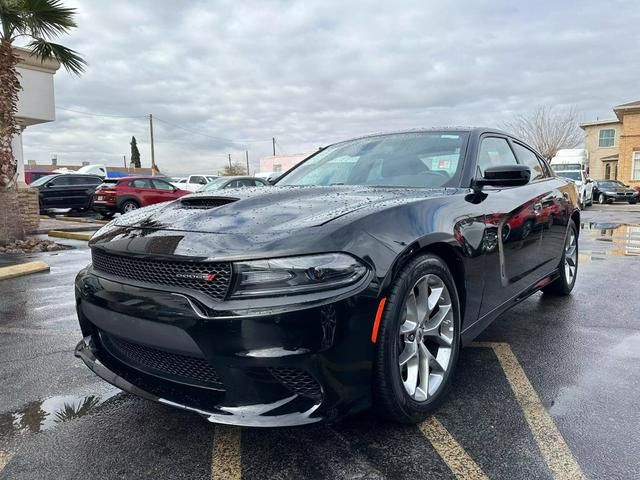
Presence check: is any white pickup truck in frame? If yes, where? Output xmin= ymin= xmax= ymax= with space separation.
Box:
xmin=171 ymin=174 xmax=218 ymax=192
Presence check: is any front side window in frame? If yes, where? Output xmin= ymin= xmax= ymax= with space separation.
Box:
xmin=599 ymin=129 xmax=615 ymax=148
xmin=131 ymin=179 xmax=152 ymax=188
xmin=277 ymin=132 xmax=469 ymax=188
xmin=476 ymin=137 xmax=518 ymax=177
xmin=152 ymin=179 xmax=174 ymax=190
xmin=50 ymin=176 xmax=73 ymax=186
xmin=633 ymin=152 xmax=640 ymax=180
xmin=512 ymin=143 xmax=546 ymax=181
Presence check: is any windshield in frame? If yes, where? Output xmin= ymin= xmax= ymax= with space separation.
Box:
xmin=30 ymin=175 xmax=57 ymax=187
xmin=276 ymin=132 xmax=469 ymax=188
xmin=200 ymin=177 xmax=229 ymax=191
xmin=599 ymin=181 xmax=625 ymax=188
xmin=552 ymin=163 xmax=582 ymax=172
xmin=558 ymin=171 xmax=581 ymax=181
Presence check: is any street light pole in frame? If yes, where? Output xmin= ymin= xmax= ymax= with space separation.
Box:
xmin=149 ymin=113 xmax=156 ymax=174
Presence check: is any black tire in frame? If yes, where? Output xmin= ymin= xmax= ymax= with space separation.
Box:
xmin=120 ymin=200 xmax=139 ymax=214
xmin=542 ymin=219 xmax=578 ymax=296
xmin=598 ymin=193 xmax=606 ymax=204
xmin=100 ymin=211 xmax=115 ymax=219
xmin=373 ymin=253 xmax=461 ymax=424
xmin=630 ymin=199 xmax=637 ymax=205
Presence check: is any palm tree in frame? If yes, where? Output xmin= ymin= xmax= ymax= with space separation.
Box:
xmin=0 ymin=0 xmax=85 ymax=242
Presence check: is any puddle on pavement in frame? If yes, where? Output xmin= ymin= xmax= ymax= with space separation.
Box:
xmin=0 ymin=388 xmax=120 ymax=438
xmin=580 ymin=222 xmax=640 ymax=262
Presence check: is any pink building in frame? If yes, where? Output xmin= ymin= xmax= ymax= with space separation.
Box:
xmin=258 ymin=154 xmax=309 ymax=175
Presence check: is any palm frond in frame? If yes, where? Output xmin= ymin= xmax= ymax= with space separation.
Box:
xmin=20 ymin=0 xmax=77 ymax=39
xmin=27 ymin=37 xmax=86 ymax=74
xmin=0 ymin=0 xmax=26 ymax=40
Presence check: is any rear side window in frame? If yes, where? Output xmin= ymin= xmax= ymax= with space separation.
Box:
xmin=477 ymin=137 xmax=518 ymax=176
xmin=50 ymin=176 xmax=73 ymax=186
xmin=511 ymin=143 xmax=547 ymax=181
xmin=130 ymin=179 xmax=152 ymax=188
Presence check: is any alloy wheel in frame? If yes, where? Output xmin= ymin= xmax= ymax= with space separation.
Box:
xmin=123 ymin=202 xmax=138 ymax=213
xmin=397 ymin=274 xmax=455 ymax=402
xmin=564 ymin=229 xmax=577 ymax=283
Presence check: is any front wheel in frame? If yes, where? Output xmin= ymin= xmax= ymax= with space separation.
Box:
xmin=373 ymin=254 xmax=461 ymax=424
xmin=598 ymin=193 xmax=606 ymax=204
xmin=630 ymin=199 xmax=638 ymax=205
xmin=543 ymin=220 xmax=578 ymax=296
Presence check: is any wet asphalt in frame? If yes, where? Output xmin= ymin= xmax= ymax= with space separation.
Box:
xmin=1 ymin=205 xmax=639 ymax=479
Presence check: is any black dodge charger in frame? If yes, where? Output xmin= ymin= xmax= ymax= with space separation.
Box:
xmin=75 ymin=128 xmax=580 ymax=426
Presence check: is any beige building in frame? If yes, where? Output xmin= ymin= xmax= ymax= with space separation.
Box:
xmin=580 ymin=100 xmax=640 ymax=186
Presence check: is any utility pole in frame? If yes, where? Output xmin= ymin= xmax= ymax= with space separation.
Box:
xmin=149 ymin=113 xmax=156 ymax=174
xmin=245 ymin=150 xmax=250 ymax=175
xmin=123 ymin=155 xmax=126 ymax=168
xmin=272 ymin=137 xmax=276 ymax=156
xmin=228 ymin=153 xmax=232 ymax=169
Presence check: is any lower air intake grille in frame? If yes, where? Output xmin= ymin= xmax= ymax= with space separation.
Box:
xmin=101 ymin=333 xmax=224 ymax=390
xmin=91 ymin=249 xmax=231 ymax=301
xmin=269 ymin=367 xmax=322 ymax=400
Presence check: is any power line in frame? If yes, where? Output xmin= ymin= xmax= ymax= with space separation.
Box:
xmin=56 ymin=107 xmax=146 ymax=119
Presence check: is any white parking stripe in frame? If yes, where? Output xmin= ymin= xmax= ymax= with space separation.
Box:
xmin=211 ymin=426 xmax=242 ymax=480
xmin=473 ymin=342 xmax=585 ymax=480
xmin=419 ymin=417 xmax=489 ymax=479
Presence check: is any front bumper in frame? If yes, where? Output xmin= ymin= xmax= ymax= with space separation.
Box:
xmin=75 ymin=268 xmax=378 ymax=426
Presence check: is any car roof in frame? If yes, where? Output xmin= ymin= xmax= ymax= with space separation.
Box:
xmin=50 ymin=173 xmax=103 ymax=178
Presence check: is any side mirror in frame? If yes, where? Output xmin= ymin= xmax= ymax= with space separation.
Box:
xmin=45 ymin=182 xmax=54 ymax=188
xmin=474 ymin=165 xmax=531 ymax=190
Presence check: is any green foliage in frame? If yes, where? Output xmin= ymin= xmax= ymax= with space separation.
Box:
xmin=0 ymin=0 xmax=86 ymax=74
xmin=130 ymin=136 xmax=141 ymax=168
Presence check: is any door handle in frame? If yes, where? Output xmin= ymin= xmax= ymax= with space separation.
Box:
xmin=533 ymin=202 xmax=542 ymax=214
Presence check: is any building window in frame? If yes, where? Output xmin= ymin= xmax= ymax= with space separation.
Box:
xmin=633 ymin=152 xmax=640 ymax=180
xmin=598 ymin=129 xmax=615 ymax=148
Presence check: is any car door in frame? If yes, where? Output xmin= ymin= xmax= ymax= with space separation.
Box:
xmin=151 ymin=179 xmax=180 ymax=202
xmin=42 ymin=175 xmax=74 ymax=208
xmin=130 ymin=178 xmax=155 ymax=206
xmin=475 ymin=136 xmax=561 ymax=317
xmin=71 ymin=176 xmax=101 ymax=208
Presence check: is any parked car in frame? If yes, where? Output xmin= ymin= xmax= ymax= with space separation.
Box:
xmin=197 ymin=176 xmax=269 ymax=192
xmin=30 ymin=173 xmax=103 ymax=213
xmin=592 ymin=180 xmax=639 ymax=204
xmin=171 ymin=174 xmax=218 ymax=192
xmin=553 ymin=170 xmax=594 ymax=209
xmin=75 ymin=128 xmax=580 ymax=427
xmin=91 ymin=176 xmax=190 ymax=218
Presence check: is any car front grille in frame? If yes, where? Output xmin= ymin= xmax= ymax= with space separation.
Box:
xmin=101 ymin=332 xmax=224 ymax=390
xmin=269 ymin=367 xmax=322 ymax=400
xmin=91 ymin=248 xmax=231 ymax=301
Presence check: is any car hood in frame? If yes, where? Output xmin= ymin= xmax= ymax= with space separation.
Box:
xmin=111 ymin=185 xmax=453 ymax=235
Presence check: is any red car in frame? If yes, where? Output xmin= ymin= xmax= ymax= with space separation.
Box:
xmin=92 ymin=176 xmax=190 ymax=219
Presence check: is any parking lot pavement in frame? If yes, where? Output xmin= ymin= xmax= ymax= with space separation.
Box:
xmin=1 ymin=208 xmax=639 ymax=479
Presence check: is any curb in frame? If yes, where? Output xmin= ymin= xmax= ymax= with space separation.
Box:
xmin=39 ymin=215 xmax=108 ymax=225
xmin=48 ymin=230 xmax=94 ymax=241
xmin=0 ymin=260 xmax=50 ymax=281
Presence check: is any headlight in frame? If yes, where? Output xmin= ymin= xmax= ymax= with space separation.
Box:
xmin=231 ymin=253 xmax=368 ymax=298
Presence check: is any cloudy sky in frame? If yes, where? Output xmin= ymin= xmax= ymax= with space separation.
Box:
xmin=21 ymin=0 xmax=639 ymax=175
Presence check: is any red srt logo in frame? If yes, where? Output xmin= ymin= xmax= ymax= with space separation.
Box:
xmin=175 ymin=272 xmax=217 ymax=282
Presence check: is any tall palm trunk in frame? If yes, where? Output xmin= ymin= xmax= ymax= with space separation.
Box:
xmin=0 ymin=39 xmax=24 ymax=242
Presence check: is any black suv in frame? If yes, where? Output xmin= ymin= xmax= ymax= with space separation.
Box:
xmin=30 ymin=174 xmax=103 ymax=212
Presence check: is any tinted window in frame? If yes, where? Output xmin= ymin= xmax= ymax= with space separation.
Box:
xmin=131 ymin=179 xmax=152 ymax=188
xmin=225 ymin=180 xmax=239 ymax=188
xmin=50 ymin=176 xmax=74 ymax=186
xmin=190 ymin=176 xmax=206 ymax=185
xmin=512 ymin=143 xmax=546 ymax=181
xmin=31 ymin=175 xmax=57 ymax=187
xmin=477 ymin=137 xmax=518 ymax=176
xmin=278 ymin=132 xmax=468 ymax=188
xmin=152 ymin=179 xmax=174 ymax=190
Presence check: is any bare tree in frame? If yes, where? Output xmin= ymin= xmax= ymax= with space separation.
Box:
xmin=502 ymin=106 xmax=582 ymax=160
xmin=222 ymin=162 xmax=248 ymax=176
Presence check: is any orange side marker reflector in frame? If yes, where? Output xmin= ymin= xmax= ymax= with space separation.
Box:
xmin=371 ymin=297 xmax=387 ymax=343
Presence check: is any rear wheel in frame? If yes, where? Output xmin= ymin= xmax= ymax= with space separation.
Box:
xmin=373 ymin=254 xmax=461 ymax=424
xmin=120 ymin=200 xmax=139 ymax=213
xmin=543 ymin=220 xmax=578 ymax=296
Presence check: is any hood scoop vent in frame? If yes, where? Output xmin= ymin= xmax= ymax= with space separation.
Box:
xmin=179 ymin=197 xmax=238 ymax=209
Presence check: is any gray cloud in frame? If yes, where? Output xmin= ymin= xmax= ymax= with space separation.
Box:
xmin=22 ymin=0 xmax=639 ymax=174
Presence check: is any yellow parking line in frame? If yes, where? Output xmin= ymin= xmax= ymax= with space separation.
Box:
xmin=47 ymin=230 xmax=94 ymax=241
xmin=0 ymin=450 xmax=12 ymax=473
xmin=0 ymin=260 xmax=50 ymax=281
xmin=211 ymin=425 xmax=242 ymax=480
xmin=473 ymin=342 xmax=585 ymax=480
xmin=419 ymin=416 xmax=489 ymax=479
